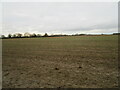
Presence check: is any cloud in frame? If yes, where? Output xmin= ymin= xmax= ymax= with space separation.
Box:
xmin=2 ymin=2 xmax=118 ymax=35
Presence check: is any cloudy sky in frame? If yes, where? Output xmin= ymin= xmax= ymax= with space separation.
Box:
xmin=2 ymin=2 xmax=118 ymax=35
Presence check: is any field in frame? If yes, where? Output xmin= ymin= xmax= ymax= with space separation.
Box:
xmin=2 ymin=35 xmax=118 ymax=88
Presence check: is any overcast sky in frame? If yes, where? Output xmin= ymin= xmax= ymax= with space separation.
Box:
xmin=2 ymin=2 xmax=118 ymax=35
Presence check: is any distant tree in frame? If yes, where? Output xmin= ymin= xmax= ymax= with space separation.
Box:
xmin=75 ymin=33 xmax=79 ymax=36
xmin=31 ymin=33 xmax=36 ymax=37
xmin=44 ymin=33 xmax=48 ymax=37
xmin=79 ymin=34 xmax=86 ymax=36
xmin=24 ymin=32 xmax=31 ymax=37
xmin=17 ymin=33 xmax=22 ymax=38
xmin=113 ymin=33 xmax=120 ymax=35
xmin=8 ymin=34 xmax=12 ymax=38
xmin=1 ymin=35 xmax=5 ymax=39
xmin=13 ymin=34 xmax=16 ymax=38
xmin=37 ymin=34 xmax=41 ymax=37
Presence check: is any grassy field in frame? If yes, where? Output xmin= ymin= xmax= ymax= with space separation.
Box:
xmin=2 ymin=35 xmax=118 ymax=88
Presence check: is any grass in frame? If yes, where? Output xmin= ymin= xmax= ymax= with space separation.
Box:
xmin=2 ymin=35 xmax=118 ymax=88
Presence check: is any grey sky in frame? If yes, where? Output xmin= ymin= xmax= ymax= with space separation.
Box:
xmin=2 ymin=2 xmax=118 ymax=35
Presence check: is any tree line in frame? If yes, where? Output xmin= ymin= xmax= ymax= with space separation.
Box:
xmin=0 ymin=32 xmax=70 ymax=39
xmin=1 ymin=32 xmax=119 ymax=39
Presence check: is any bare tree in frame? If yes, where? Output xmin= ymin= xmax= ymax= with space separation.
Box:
xmin=17 ymin=33 xmax=22 ymax=38
xmin=44 ymin=33 xmax=48 ymax=37
xmin=24 ymin=32 xmax=31 ymax=37
xmin=8 ymin=34 xmax=12 ymax=38
xmin=13 ymin=34 xmax=16 ymax=38
xmin=1 ymin=35 xmax=5 ymax=39
xmin=31 ymin=33 xmax=36 ymax=37
xmin=37 ymin=34 xmax=41 ymax=37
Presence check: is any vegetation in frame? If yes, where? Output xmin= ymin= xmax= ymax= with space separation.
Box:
xmin=43 ymin=33 xmax=48 ymax=37
xmin=1 ymin=35 xmax=5 ymax=38
xmin=1 ymin=32 xmax=119 ymax=39
xmin=31 ymin=33 xmax=37 ymax=37
xmin=2 ymin=35 xmax=118 ymax=88
xmin=113 ymin=33 xmax=120 ymax=35
xmin=8 ymin=34 xmax=12 ymax=38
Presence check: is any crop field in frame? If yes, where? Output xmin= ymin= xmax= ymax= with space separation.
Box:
xmin=2 ymin=35 xmax=118 ymax=88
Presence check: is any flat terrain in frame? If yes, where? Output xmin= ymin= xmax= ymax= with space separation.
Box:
xmin=2 ymin=35 xmax=118 ymax=88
